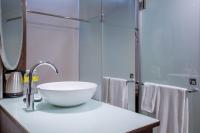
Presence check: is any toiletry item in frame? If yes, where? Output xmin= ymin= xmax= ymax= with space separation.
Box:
xmin=4 ymin=72 xmax=23 ymax=98
xmin=23 ymin=70 xmax=39 ymax=94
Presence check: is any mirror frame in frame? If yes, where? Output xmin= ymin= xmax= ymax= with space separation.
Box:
xmin=0 ymin=0 xmax=26 ymax=70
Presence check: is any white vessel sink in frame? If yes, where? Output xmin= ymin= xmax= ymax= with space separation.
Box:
xmin=37 ymin=81 xmax=97 ymax=107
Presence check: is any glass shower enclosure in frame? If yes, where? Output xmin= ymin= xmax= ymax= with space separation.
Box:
xmin=79 ymin=0 xmax=136 ymax=111
xmin=140 ymin=0 xmax=200 ymax=132
xmin=79 ymin=0 xmax=200 ymax=132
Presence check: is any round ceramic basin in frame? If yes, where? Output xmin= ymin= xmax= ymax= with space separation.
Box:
xmin=37 ymin=81 xmax=97 ymax=107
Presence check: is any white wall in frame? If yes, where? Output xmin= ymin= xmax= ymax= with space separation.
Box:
xmin=26 ymin=0 xmax=79 ymax=83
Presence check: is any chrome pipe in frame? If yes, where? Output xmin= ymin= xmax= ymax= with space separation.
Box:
xmin=26 ymin=10 xmax=89 ymax=23
xmin=6 ymin=16 xmax=22 ymax=22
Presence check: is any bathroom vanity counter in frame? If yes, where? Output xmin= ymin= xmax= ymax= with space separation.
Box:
xmin=0 ymin=97 xmax=159 ymax=133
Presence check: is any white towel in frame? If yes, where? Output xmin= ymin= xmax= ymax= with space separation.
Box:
xmin=141 ymin=82 xmax=159 ymax=113
xmin=101 ymin=77 xmax=110 ymax=103
xmin=155 ymin=84 xmax=189 ymax=133
xmin=101 ymin=77 xmax=128 ymax=109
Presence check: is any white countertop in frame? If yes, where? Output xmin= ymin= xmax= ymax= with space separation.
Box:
xmin=0 ymin=97 xmax=159 ymax=133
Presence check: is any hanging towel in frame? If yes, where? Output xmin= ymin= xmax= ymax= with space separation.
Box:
xmin=101 ymin=77 xmax=128 ymax=109
xmin=101 ymin=77 xmax=110 ymax=103
xmin=155 ymin=84 xmax=189 ymax=133
xmin=141 ymin=82 xmax=159 ymax=113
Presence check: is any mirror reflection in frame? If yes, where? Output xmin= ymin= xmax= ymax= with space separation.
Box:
xmin=0 ymin=0 xmax=24 ymax=70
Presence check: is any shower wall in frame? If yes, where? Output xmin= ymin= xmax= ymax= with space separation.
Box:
xmin=140 ymin=0 xmax=200 ymax=132
xmin=79 ymin=0 xmax=102 ymax=100
xmin=102 ymin=0 xmax=135 ymax=111
xmin=102 ymin=0 xmax=135 ymax=79
xmin=79 ymin=0 xmax=136 ymax=111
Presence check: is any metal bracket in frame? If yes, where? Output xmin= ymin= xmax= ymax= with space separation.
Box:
xmin=139 ymin=0 xmax=146 ymax=10
xmin=100 ymin=13 xmax=104 ymax=23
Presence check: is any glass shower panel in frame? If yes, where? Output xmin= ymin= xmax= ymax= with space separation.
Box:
xmin=79 ymin=0 xmax=102 ymax=100
xmin=141 ymin=0 xmax=200 ymax=89
xmin=79 ymin=0 xmax=136 ymax=110
xmin=140 ymin=0 xmax=200 ymax=132
xmin=102 ymin=0 xmax=135 ymax=79
xmin=102 ymin=0 xmax=135 ymax=110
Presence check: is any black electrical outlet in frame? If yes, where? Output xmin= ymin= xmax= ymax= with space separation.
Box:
xmin=189 ymin=78 xmax=197 ymax=85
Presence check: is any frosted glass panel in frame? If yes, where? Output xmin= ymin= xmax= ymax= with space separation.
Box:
xmin=79 ymin=0 xmax=102 ymax=100
xmin=79 ymin=0 xmax=136 ymax=109
xmin=102 ymin=0 xmax=135 ymax=79
xmin=141 ymin=0 xmax=200 ymax=132
xmin=141 ymin=0 xmax=200 ymax=89
xmin=102 ymin=0 xmax=135 ymax=111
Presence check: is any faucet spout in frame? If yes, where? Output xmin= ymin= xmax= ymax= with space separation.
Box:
xmin=26 ymin=61 xmax=58 ymax=111
xmin=30 ymin=61 xmax=59 ymax=75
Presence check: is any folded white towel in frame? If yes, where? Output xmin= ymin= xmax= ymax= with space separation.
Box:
xmin=101 ymin=77 xmax=128 ymax=109
xmin=141 ymin=82 xmax=159 ymax=113
xmin=156 ymin=84 xmax=189 ymax=133
xmin=141 ymin=83 xmax=189 ymax=133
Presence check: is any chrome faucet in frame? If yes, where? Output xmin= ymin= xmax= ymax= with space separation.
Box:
xmin=25 ymin=61 xmax=59 ymax=111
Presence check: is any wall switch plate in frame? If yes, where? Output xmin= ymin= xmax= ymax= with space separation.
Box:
xmin=139 ymin=0 xmax=146 ymax=10
xmin=130 ymin=73 xmax=134 ymax=79
xmin=189 ymin=78 xmax=197 ymax=85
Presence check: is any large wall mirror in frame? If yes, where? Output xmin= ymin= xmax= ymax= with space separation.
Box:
xmin=0 ymin=0 xmax=26 ymax=70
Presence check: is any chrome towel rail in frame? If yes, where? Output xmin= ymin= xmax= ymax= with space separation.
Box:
xmin=126 ymin=79 xmax=144 ymax=86
xmin=126 ymin=80 xmax=198 ymax=93
xmin=187 ymin=88 xmax=199 ymax=93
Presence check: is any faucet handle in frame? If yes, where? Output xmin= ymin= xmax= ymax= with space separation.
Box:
xmin=23 ymin=97 xmax=42 ymax=103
